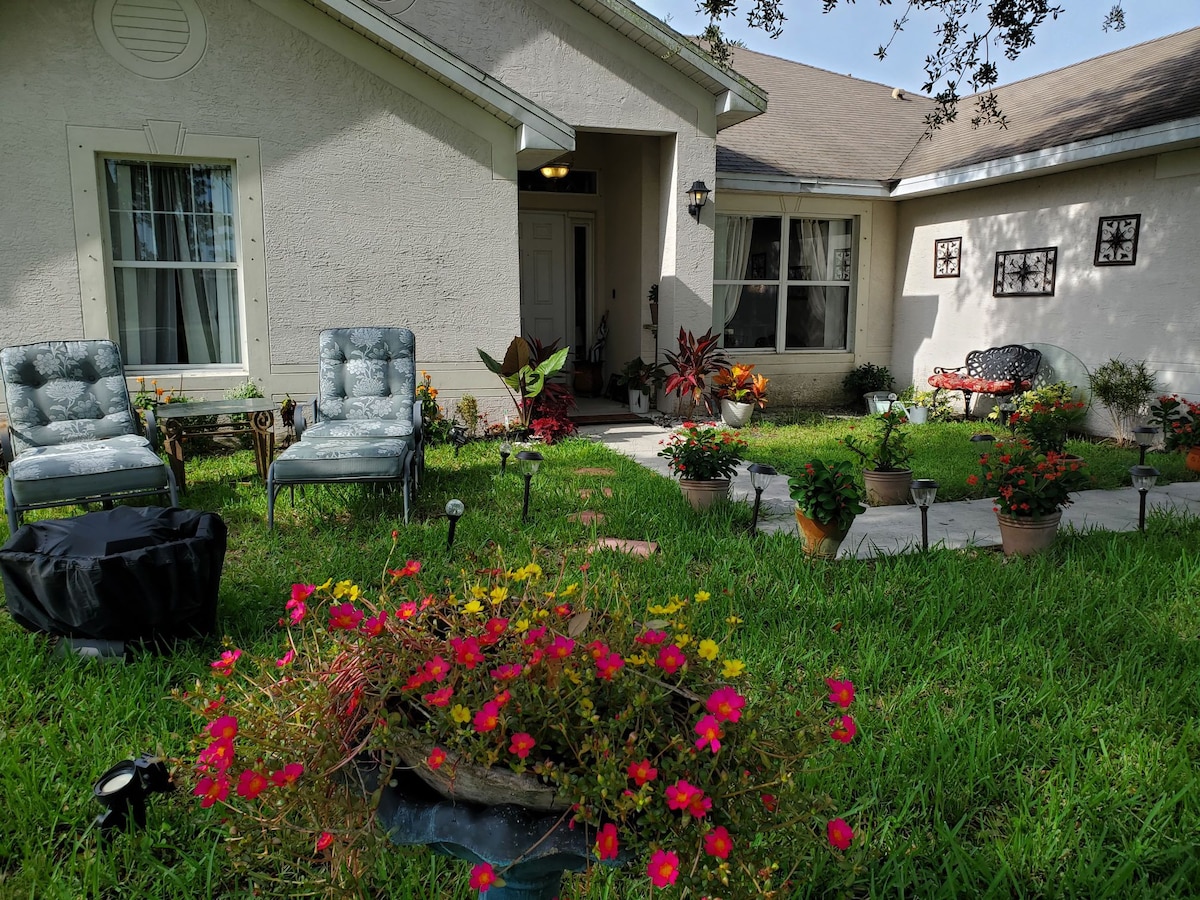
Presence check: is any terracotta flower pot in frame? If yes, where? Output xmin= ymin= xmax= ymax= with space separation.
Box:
xmin=996 ymin=510 xmax=1062 ymax=556
xmin=794 ymin=509 xmax=850 ymax=559
xmin=862 ymin=468 xmax=913 ymax=507
xmin=720 ymin=398 xmax=754 ymax=428
xmin=1186 ymin=446 xmax=1200 ymax=473
xmin=678 ymin=478 xmax=731 ymax=511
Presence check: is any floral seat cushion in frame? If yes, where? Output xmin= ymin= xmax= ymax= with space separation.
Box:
xmin=269 ymin=438 xmax=409 ymax=481
xmin=301 ymin=419 xmax=414 ymax=442
xmin=7 ymin=436 xmax=169 ymax=506
xmin=313 ymin=328 xmax=415 ymax=426
xmin=927 ymin=373 xmax=1031 ymax=394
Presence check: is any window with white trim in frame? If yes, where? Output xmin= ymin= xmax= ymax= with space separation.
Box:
xmin=102 ymin=158 xmax=242 ymax=366
xmin=714 ymin=215 xmax=855 ymax=351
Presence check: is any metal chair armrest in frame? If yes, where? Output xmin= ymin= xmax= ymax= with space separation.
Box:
xmin=0 ymin=422 xmax=12 ymax=468
xmin=932 ymin=365 xmax=966 ymax=375
xmin=143 ymin=407 xmax=160 ymax=452
xmin=294 ymin=400 xmax=317 ymax=439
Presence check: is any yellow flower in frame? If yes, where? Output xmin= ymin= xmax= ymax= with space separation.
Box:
xmin=565 ymin=668 xmax=582 ymax=686
xmin=489 ymin=586 xmax=508 ymax=605
xmin=470 ymin=584 xmax=487 ymax=601
xmin=524 ymin=563 xmax=543 ymax=580
xmin=514 ymin=618 xmax=530 ymax=633
xmin=534 ymin=609 xmax=550 ymax=620
xmin=316 ymin=578 xmax=333 ymax=592
xmin=674 ymin=633 xmax=691 ymax=648
xmin=722 ymin=659 xmax=746 ymax=678
xmin=627 ymin=653 xmax=647 ymax=666
xmin=462 ymin=599 xmax=484 ymax=615
xmin=698 ymin=639 xmax=719 ymax=661
xmin=647 ymin=600 xmax=681 ymax=616
xmin=561 ymin=583 xmax=579 ymax=597
xmin=333 ymin=580 xmax=355 ymax=599
xmin=579 ymin=697 xmax=594 ymax=713
xmin=450 ymin=705 xmax=471 ymax=724
xmin=694 ymin=590 xmax=711 ymax=603
xmin=725 ymin=615 xmax=743 ymax=626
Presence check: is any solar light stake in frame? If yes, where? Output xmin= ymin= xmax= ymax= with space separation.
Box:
xmin=1129 ymin=465 xmax=1159 ymax=533
xmin=910 ymin=479 xmax=939 ymax=552
xmin=445 ymin=499 xmax=465 ymax=551
xmin=516 ymin=451 xmax=543 ymax=523
xmin=1132 ymin=426 xmax=1157 ymax=466
xmin=746 ymin=463 xmax=778 ymax=535
xmin=499 ymin=441 xmax=512 ymax=474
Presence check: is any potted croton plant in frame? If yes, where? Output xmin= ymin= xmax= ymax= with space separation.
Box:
xmin=182 ymin=551 xmax=860 ymax=899
xmin=842 ymin=407 xmax=914 ymax=506
xmin=789 ymin=459 xmax=866 ymax=559
xmin=657 ymin=421 xmax=747 ymax=510
xmin=714 ymin=363 xmax=768 ymax=428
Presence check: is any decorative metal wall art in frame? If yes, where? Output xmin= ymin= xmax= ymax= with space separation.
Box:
xmin=1094 ymin=214 xmax=1140 ymax=266
xmin=993 ymin=247 xmax=1057 ymax=297
xmin=934 ymin=237 xmax=961 ymax=278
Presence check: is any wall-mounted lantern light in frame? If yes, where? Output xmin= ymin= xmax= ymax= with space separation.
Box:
xmin=686 ymin=181 xmax=711 ymax=221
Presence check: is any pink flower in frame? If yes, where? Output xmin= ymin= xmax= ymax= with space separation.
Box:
xmin=587 ymin=640 xmax=610 ymax=659
xmin=627 ymin=759 xmax=657 ymax=786
xmin=395 ymin=601 xmax=419 ymax=620
xmin=423 ymin=686 xmax=454 ymax=708
xmin=428 ymin=747 xmax=447 ymax=770
xmin=490 ymin=663 xmax=523 ymax=681
xmin=236 ymin=769 xmax=268 ymax=800
xmin=469 ymin=862 xmax=497 ymax=893
xmin=509 ymin=732 xmax=536 ymax=759
xmin=830 ymin=715 xmax=857 ymax=744
xmin=473 ymin=701 xmax=500 ymax=733
xmin=193 ymin=775 xmax=229 ymax=808
xmin=328 ymin=603 xmax=363 ymax=631
xmin=283 ymin=598 xmax=307 ymax=625
xmin=315 ymin=831 xmax=334 ymax=852
xmin=210 ymin=649 xmax=241 ymax=676
xmin=402 ymin=670 xmax=429 ymax=691
xmin=704 ymin=825 xmax=733 ymax=859
xmin=197 ymin=737 xmax=235 ymax=772
xmin=450 ymin=636 xmax=485 ymax=669
xmin=388 ymin=560 xmax=421 ymax=578
xmin=655 ymin=644 xmax=686 ymax=675
xmin=828 ymin=818 xmax=854 ymax=850
xmin=635 ymin=629 xmax=668 ymax=645
xmin=706 ymin=687 xmax=746 ymax=723
xmin=423 ymin=655 xmax=452 ymax=682
xmin=290 ymin=583 xmax=315 ymax=604
xmin=694 ymin=714 xmax=724 ymax=753
xmin=647 ymin=849 xmax=679 ymax=888
xmin=523 ymin=626 xmax=547 ymax=646
xmin=665 ymin=779 xmax=700 ymax=811
xmin=269 ymin=762 xmax=304 ymax=786
xmin=547 ymin=635 xmax=575 ymax=660
xmin=275 ymin=649 xmax=296 ymax=668
xmin=207 ymin=715 xmax=238 ymax=741
xmin=595 ymin=651 xmax=624 ymax=681
xmin=826 ymin=678 xmax=855 ymax=708
xmin=596 ymin=823 xmax=619 ymax=861
xmin=687 ymin=794 xmax=712 ymax=818
xmin=360 ymin=613 xmax=387 ymax=637
xmin=761 ymin=794 xmax=777 ymax=812
xmin=481 ymin=617 xmax=509 ymax=644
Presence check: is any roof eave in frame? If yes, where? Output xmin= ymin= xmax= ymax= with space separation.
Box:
xmin=891 ymin=116 xmax=1200 ymax=199
xmin=716 ymin=172 xmax=894 ymax=199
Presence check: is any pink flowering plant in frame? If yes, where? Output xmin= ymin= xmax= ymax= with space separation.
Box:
xmin=969 ymin=438 xmax=1091 ymax=518
xmin=181 ymin=546 xmax=859 ymax=896
xmin=657 ymin=421 xmax=748 ymax=481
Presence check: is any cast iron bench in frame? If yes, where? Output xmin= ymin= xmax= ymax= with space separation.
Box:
xmin=927 ymin=345 xmax=1042 ymax=417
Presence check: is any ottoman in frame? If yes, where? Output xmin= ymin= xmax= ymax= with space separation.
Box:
xmin=0 ymin=506 xmax=226 ymax=650
xmin=266 ymin=438 xmax=414 ymax=530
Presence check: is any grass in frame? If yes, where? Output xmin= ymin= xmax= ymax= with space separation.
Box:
xmin=1 ymin=419 xmax=1199 ymax=898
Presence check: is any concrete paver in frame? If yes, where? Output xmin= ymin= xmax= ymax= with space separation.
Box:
xmin=578 ymin=421 xmax=1200 ymax=559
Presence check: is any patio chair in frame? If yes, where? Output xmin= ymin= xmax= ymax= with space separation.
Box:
xmin=0 ymin=340 xmax=178 ymax=534
xmin=268 ymin=327 xmax=422 ymax=528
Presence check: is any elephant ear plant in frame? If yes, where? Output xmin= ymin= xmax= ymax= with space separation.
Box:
xmin=478 ymin=337 xmax=570 ymax=431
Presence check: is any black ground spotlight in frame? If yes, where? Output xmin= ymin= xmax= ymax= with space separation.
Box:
xmin=450 ymin=425 xmax=469 ymax=457
xmin=445 ymin=498 xmax=465 ymax=550
xmin=93 ymin=753 xmax=173 ymax=837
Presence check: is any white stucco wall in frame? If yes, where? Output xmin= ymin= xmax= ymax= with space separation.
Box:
xmin=0 ymin=0 xmax=521 ymax=406
xmin=892 ymin=150 xmax=1200 ymax=432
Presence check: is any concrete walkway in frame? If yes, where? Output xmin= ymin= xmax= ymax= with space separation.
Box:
xmin=579 ymin=421 xmax=1200 ymax=559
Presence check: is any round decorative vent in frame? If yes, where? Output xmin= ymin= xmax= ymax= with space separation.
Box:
xmin=94 ymin=0 xmax=207 ymax=79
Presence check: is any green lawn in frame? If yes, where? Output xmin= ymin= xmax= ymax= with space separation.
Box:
xmin=2 ymin=423 xmax=1199 ymax=898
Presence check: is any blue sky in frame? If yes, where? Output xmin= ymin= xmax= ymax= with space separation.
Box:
xmin=635 ymin=0 xmax=1200 ymax=92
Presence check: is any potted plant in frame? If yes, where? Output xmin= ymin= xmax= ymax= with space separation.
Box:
xmin=616 ymin=357 xmax=665 ymax=415
xmin=842 ymin=363 xmax=893 ymax=414
xmin=663 ymin=328 xmax=730 ymax=417
xmin=1006 ymin=382 xmax=1088 ymax=454
xmin=657 ymin=421 xmax=746 ymax=509
xmin=969 ymin=438 xmax=1091 ymax=555
xmin=182 ymin=553 xmax=859 ymax=898
xmin=842 ymin=407 xmax=914 ymax=506
xmin=896 ymin=386 xmax=947 ymax=425
xmin=713 ymin=363 xmax=768 ymax=427
xmin=789 ymin=460 xmax=866 ymax=558
xmin=478 ymin=336 xmax=570 ymax=438
xmin=1149 ymin=394 xmax=1200 ymax=471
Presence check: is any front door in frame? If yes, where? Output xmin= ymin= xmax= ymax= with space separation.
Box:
xmin=518 ymin=212 xmax=568 ymax=351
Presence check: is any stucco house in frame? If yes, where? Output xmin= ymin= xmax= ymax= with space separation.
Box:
xmin=1 ymin=0 xmax=1198 ymax=432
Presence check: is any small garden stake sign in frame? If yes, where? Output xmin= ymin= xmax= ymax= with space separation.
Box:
xmin=182 ymin=548 xmax=860 ymax=898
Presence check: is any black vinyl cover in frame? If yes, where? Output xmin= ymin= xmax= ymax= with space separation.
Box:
xmin=0 ymin=506 xmax=226 ymax=641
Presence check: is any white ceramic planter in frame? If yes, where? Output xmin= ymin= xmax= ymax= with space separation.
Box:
xmin=720 ymin=398 xmax=754 ymax=428
xmin=628 ymin=389 xmax=650 ymax=415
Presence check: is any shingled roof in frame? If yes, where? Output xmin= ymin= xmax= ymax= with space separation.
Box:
xmin=717 ymin=26 xmax=1200 ymax=189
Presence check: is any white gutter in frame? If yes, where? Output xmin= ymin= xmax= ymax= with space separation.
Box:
xmin=892 ymin=115 xmax=1200 ymax=198
xmin=717 ymin=173 xmax=893 ymax=199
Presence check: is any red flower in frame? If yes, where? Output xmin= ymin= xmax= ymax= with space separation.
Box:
xmin=587 ymin=640 xmax=610 ymax=659
xmin=395 ymin=601 xmax=419 ymax=620
xmin=202 ymin=696 xmax=226 ymax=716
xmin=423 ymin=686 xmax=454 ymax=707
xmin=198 ymin=737 xmax=235 ymax=772
xmin=427 ymin=747 xmax=447 ymax=770
xmin=207 ymin=715 xmax=238 ymax=741
xmin=554 ymin=603 xmax=572 ymax=616
xmin=665 ymin=779 xmax=700 ymax=811
xmin=694 ymin=714 xmax=724 ymax=753
xmin=828 ymin=817 xmax=854 ymax=850
xmin=328 ymin=603 xmax=363 ymax=631
xmin=826 ymin=678 xmax=855 ymax=708
xmin=706 ymin=687 xmax=745 ymax=723
xmin=481 ymin=617 xmax=509 ymax=644
xmin=634 ymin=629 xmax=668 ymax=645
xmin=523 ymin=626 xmax=547 ymax=646
xmin=509 ymin=732 xmax=536 ymax=759
xmin=626 ymin=759 xmax=658 ymax=786
xmin=424 ymin=655 xmax=452 ymax=682
xmin=704 ymin=825 xmax=733 ymax=859
xmin=547 ymin=635 xmax=575 ymax=660
xmin=450 ymin=636 xmax=486 ymax=669
xmin=315 ymin=832 xmax=334 ymax=852
xmin=473 ymin=701 xmax=501 ymax=733
xmin=388 ymin=560 xmax=422 ymax=578
xmin=490 ymin=663 xmax=523 ymax=681
xmin=595 ymin=651 xmax=624 ymax=680
xmin=761 ymin=793 xmax=778 ymax=812
xmin=193 ymin=775 xmax=229 ymax=808
xmin=469 ymin=862 xmax=497 ymax=893
xmin=210 ymin=649 xmax=241 ymax=676
xmin=647 ymin=849 xmax=679 ymax=888
xmin=236 ymin=769 xmax=268 ymax=800
xmin=269 ymin=762 xmax=304 ymax=786
xmin=360 ymin=613 xmax=386 ymax=637
xmin=596 ymin=823 xmax=619 ymax=861
xmin=656 ymin=644 xmax=686 ymax=675
xmin=830 ymin=714 xmax=857 ymax=743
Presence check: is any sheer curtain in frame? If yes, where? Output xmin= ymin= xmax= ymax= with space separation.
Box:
xmin=714 ymin=215 xmax=753 ymax=326
xmin=107 ymin=160 xmax=240 ymax=365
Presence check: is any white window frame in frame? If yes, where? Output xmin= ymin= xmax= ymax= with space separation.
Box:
xmin=714 ymin=213 xmax=859 ymax=353
xmin=67 ymin=123 xmax=268 ymax=383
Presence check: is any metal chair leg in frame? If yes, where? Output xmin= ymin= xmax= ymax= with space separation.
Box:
xmin=5 ymin=478 xmax=20 ymax=535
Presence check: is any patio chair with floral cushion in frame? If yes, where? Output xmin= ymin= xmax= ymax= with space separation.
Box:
xmin=267 ymin=327 xmax=421 ymax=529
xmin=0 ymin=340 xmax=178 ymax=534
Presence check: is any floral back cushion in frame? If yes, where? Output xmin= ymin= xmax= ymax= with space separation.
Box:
xmin=316 ymin=328 xmax=416 ymax=422
xmin=1 ymin=340 xmax=138 ymax=455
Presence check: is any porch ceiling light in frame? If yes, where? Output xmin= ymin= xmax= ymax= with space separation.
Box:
xmin=686 ymin=181 xmax=711 ymax=221
xmin=539 ymin=161 xmax=571 ymax=179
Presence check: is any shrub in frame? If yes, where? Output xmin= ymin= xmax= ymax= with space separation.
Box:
xmin=1088 ymin=358 xmax=1157 ymax=443
xmin=842 ymin=363 xmax=892 ymax=399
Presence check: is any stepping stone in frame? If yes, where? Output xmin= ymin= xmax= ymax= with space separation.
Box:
xmin=568 ymin=511 xmax=605 ymax=525
xmin=587 ymin=538 xmax=659 ymax=557
xmin=578 ymin=487 xmax=614 ymax=500
xmin=574 ymin=467 xmax=617 ymax=476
